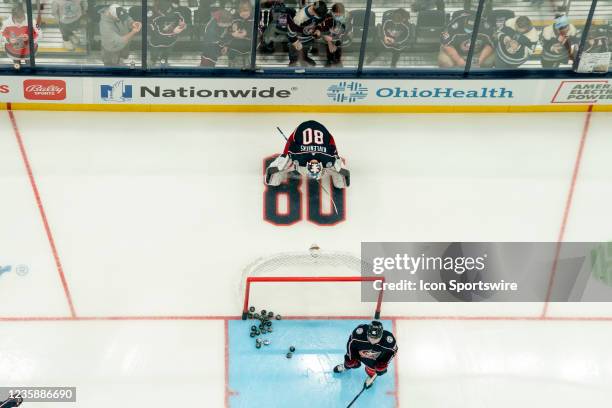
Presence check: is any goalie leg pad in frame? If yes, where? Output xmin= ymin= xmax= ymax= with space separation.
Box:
xmin=328 ymin=158 xmax=350 ymax=189
xmin=328 ymin=167 xmax=350 ymax=189
xmin=265 ymin=155 xmax=293 ymax=186
xmin=265 ymin=168 xmax=286 ymax=186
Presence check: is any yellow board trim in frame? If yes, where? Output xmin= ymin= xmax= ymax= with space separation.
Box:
xmin=4 ymin=102 xmax=612 ymax=113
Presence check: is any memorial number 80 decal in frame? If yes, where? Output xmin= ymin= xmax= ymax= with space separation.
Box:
xmin=263 ymin=156 xmax=346 ymax=226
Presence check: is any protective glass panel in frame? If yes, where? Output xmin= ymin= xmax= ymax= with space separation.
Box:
xmin=479 ymin=0 xmax=589 ymax=70
xmin=255 ymin=0 xmax=363 ymax=70
xmin=575 ymin=0 xmax=611 ymax=73
xmin=196 ymin=0 xmax=254 ymax=69
xmin=31 ymin=0 xmax=143 ymax=68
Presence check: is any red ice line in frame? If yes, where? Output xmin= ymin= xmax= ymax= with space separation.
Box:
xmin=7 ymin=105 xmax=76 ymax=318
xmin=541 ymin=105 xmax=593 ymax=318
xmin=2 ymin=315 xmax=612 ymax=322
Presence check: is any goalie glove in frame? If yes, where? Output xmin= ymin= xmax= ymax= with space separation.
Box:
xmin=265 ymin=154 xmax=294 ymax=186
xmin=328 ymin=157 xmax=350 ymax=189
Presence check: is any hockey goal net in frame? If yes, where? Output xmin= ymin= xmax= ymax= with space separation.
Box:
xmin=240 ymin=246 xmax=383 ymax=319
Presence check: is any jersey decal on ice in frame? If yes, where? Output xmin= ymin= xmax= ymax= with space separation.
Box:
xmin=263 ymin=155 xmax=346 ymax=226
xmin=263 ymin=156 xmax=302 ymax=226
xmin=306 ymin=175 xmax=345 ymax=226
xmin=359 ymin=349 xmax=382 ymax=360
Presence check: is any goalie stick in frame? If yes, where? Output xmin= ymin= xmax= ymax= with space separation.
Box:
xmin=276 ymin=126 xmax=339 ymax=214
xmin=319 ymin=178 xmax=339 ymax=215
xmin=276 ymin=126 xmax=288 ymax=141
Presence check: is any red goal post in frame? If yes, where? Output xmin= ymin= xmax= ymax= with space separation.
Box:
xmin=241 ymin=276 xmax=385 ymax=320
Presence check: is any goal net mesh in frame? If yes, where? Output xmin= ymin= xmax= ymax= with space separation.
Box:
xmin=240 ymin=247 xmax=380 ymax=318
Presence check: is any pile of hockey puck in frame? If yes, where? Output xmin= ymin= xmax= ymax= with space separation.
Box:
xmin=247 ymin=306 xmax=280 ymax=348
xmin=247 ymin=306 xmax=295 ymax=358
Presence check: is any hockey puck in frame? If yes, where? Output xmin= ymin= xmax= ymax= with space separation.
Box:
xmin=261 ymin=328 xmax=267 ymax=334
xmin=261 ymin=310 xmax=267 ymax=317
xmin=255 ymin=329 xmax=260 ymax=336
xmin=249 ymin=306 xmax=256 ymax=313
xmin=289 ymin=346 xmax=296 ymax=352
xmin=263 ymin=340 xmax=271 ymax=346
xmin=286 ymin=352 xmax=293 ymax=359
xmin=265 ymin=321 xmax=272 ymax=327
xmin=275 ymin=315 xmax=282 ymax=320
xmin=268 ymin=311 xmax=274 ymax=318
xmin=256 ymin=343 xmax=261 ymax=349
xmin=247 ymin=313 xmax=254 ymax=319
xmin=250 ymin=332 xmax=256 ymax=338
xmin=254 ymin=313 xmax=260 ymax=320
xmin=251 ymin=325 xmax=257 ymax=331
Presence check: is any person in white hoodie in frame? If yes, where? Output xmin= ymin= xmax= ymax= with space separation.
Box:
xmin=51 ymin=0 xmax=87 ymax=51
xmin=1 ymin=3 xmax=42 ymax=67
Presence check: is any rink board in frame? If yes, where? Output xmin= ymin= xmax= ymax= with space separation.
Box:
xmin=2 ymin=76 xmax=612 ymax=113
xmin=228 ymin=319 xmax=396 ymax=408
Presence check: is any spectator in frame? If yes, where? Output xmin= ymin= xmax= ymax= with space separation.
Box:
xmin=194 ymin=0 xmax=212 ymax=41
xmin=320 ymin=2 xmax=346 ymax=67
xmin=493 ymin=15 xmax=539 ymax=69
xmin=259 ymin=0 xmax=295 ymax=53
xmin=169 ymin=0 xmax=193 ymax=27
xmin=200 ymin=8 xmax=233 ymax=66
xmin=99 ymin=4 xmax=142 ymax=66
xmin=368 ymin=8 xmax=415 ymax=68
xmin=438 ymin=10 xmax=494 ymax=69
xmin=148 ymin=0 xmax=187 ymax=67
xmin=51 ymin=0 xmax=86 ymax=51
xmin=1 ymin=3 xmax=42 ymax=68
xmin=224 ymin=0 xmax=253 ymax=68
xmin=540 ymin=14 xmax=578 ymax=68
xmin=287 ymin=1 xmax=328 ymax=67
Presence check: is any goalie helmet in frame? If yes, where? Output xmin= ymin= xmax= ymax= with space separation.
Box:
xmin=367 ymin=321 xmax=384 ymax=344
xmin=306 ymin=159 xmax=323 ymax=180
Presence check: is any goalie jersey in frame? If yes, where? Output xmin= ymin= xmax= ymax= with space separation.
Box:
xmin=283 ymin=120 xmax=338 ymax=167
xmin=346 ymin=324 xmax=398 ymax=369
